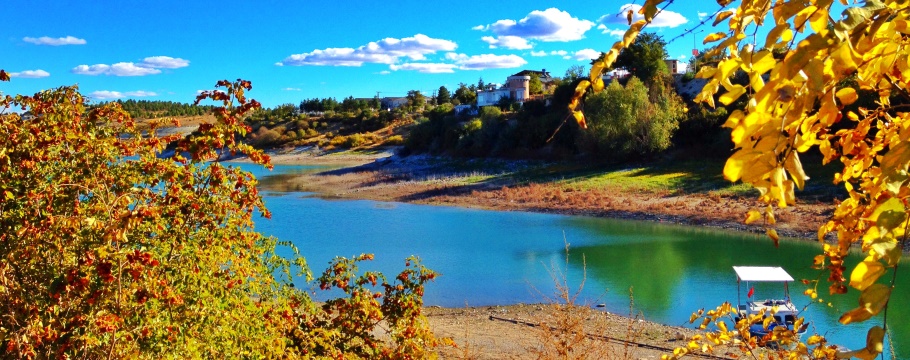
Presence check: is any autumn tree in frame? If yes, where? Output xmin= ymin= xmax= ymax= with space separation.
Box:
xmin=571 ymin=1 xmax=909 ymax=358
xmin=0 ymin=75 xmax=445 ymax=358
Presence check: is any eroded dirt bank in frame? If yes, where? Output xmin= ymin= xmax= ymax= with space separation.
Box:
xmin=247 ymin=149 xmax=831 ymax=242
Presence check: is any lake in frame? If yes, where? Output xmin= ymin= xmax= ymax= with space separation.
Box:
xmin=238 ymin=163 xmax=908 ymax=356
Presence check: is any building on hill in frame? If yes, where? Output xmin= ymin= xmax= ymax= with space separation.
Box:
xmin=664 ymin=59 xmax=688 ymax=74
xmin=476 ymin=69 xmax=555 ymax=107
xmin=380 ymin=97 xmax=408 ymax=110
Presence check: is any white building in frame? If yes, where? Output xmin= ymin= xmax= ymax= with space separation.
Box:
xmin=664 ymin=59 xmax=689 ymax=74
xmin=477 ymin=74 xmax=531 ymax=107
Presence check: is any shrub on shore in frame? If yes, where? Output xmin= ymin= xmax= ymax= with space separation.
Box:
xmin=0 ymin=77 xmax=447 ymax=358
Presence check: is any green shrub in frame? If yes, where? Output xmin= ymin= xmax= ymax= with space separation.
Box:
xmin=580 ymin=77 xmax=686 ymax=159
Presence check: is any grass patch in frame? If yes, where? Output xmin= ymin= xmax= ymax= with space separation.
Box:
xmin=405 ymin=152 xmax=844 ymax=202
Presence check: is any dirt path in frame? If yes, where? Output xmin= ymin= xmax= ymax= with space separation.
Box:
xmin=423 ymin=304 xmax=748 ymax=360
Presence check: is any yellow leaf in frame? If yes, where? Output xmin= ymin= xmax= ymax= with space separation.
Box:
xmin=836 ymin=87 xmax=859 ymax=105
xmin=639 ymin=1 xmax=658 ymax=22
xmin=592 ymin=77 xmax=604 ymax=92
xmin=774 ymin=1 xmax=807 ymax=24
xmin=865 ymin=326 xmax=885 ymax=354
xmin=805 ymin=58 xmax=825 ymax=92
xmin=840 ymin=284 xmax=892 ymax=325
xmin=590 ymin=61 xmax=605 ymax=81
xmin=717 ymin=320 xmax=728 ymax=333
xmin=713 ymin=11 xmax=734 ymax=26
xmin=572 ymin=111 xmax=587 ymax=129
xmin=795 ymin=6 xmax=819 ymax=32
xmin=807 ymin=334 xmax=823 ymax=345
xmin=809 ymin=8 xmax=829 ymax=33
xmin=574 ymin=80 xmax=591 ymax=98
xmin=722 ymin=109 xmax=744 ymax=129
xmin=839 ymin=307 xmax=874 ymax=324
xmin=744 ymin=210 xmax=762 ymax=224
xmin=750 ymin=50 xmax=775 ymax=75
xmin=569 ymin=80 xmax=591 ymax=112
xmin=719 ymin=85 xmax=746 ymax=106
xmin=764 ymin=24 xmax=790 ymax=47
xmin=840 ymin=348 xmax=878 ymax=360
xmin=723 ymin=149 xmax=761 ymax=182
xmin=767 ymin=229 xmax=780 ymax=247
xmin=849 ymin=261 xmax=885 ymax=291
xmin=622 ymin=21 xmax=645 ymax=47
xmin=858 ymin=282 xmax=892 ymax=312
xmin=703 ymin=32 xmax=727 ymax=44
xmin=869 ymin=240 xmax=901 ymax=267
xmin=602 ymin=48 xmax=620 ymax=69
xmin=869 ymin=197 xmax=907 ymax=232
xmin=717 ymin=58 xmax=743 ymax=82
xmin=784 ymin=152 xmax=809 ymax=191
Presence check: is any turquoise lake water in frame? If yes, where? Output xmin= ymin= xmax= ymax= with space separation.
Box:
xmin=236 ymin=163 xmax=908 ymax=356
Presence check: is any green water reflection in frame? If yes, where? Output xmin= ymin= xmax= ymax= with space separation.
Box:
xmin=560 ymin=216 xmax=908 ymax=355
xmin=243 ymin=163 xmax=908 ymax=357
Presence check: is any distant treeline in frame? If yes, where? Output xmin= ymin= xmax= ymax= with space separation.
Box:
xmin=96 ymin=100 xmax=216 ymax=119
xmin=299 ymin=96 xmax=380 ymax=113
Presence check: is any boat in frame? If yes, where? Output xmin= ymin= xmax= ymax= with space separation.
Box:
xmin=733 ymin=266 xmax=807 ymax=342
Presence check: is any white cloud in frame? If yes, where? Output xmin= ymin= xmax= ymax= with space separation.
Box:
xmin=471 ymin=25 xmax=487 ymax=31
xmin=138 ymin=56 xmax=189 ymax=69
xmin=599 ymin=4 xmax=688 ymax=28
xmin=282 ymin=87 xmax=302 ymax=91
xmin=23 ymin=36 xmax=86 ymax=46
xmin=697 ymin=12 xmax=708 ymax=20
xmin=89 ymin=90 xmax=158 ymax=100
xmin=279 ymin=34 xmax=457 ymax=67
xmin=390 ymin=63 xmax=458 ymax=73
xmin=573 ymin=49 xmax=601 ymax=61
xmin=678 ymin=54 xmax=688 ymax=60
xmin=445 ymin=53 xmax=527 ymax=70
xmin=551 ymin=50 xmax=568 ymax=56
xmin=9 ymin=69 xmax=50 ymax=78
xmin=596 ymin=25 xmax=626 ymax=38
xmin=530 ymin=50 xmax=548 ymax=57
xmin=483 ymin=8 xmax=594 ymax=42
xmin=72 ymin=63 xmax=161 ymax=76
xmin=72 ymin=55 xmax=189 ymax=76
xmin=378 ymin=70 xmax=391 ymax=75
xmin=481 ymin=35 xmax=533 ymax=50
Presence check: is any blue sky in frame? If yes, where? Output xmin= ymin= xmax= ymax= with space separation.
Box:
xmin=3 ymin=1 xmax=723 ymax=108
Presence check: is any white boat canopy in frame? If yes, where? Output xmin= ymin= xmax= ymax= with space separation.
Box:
xmin=733 ymin=266 xmax=794 ymax=282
